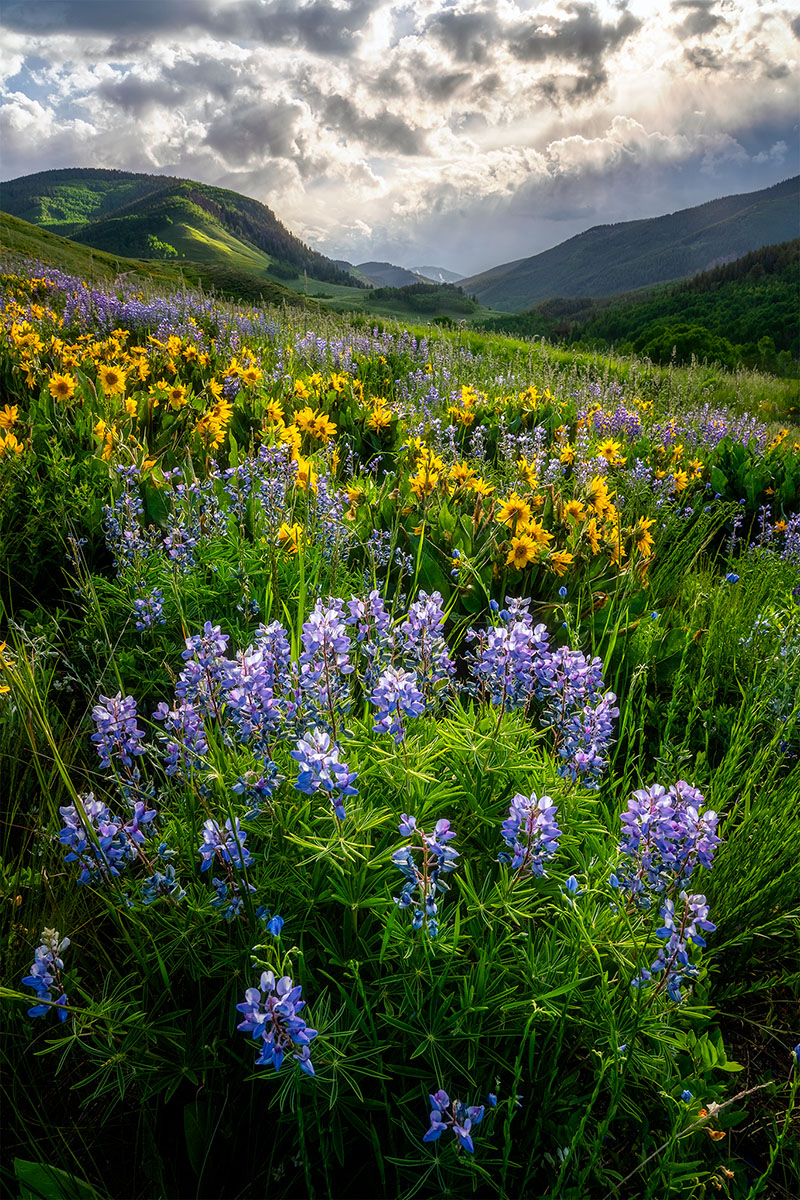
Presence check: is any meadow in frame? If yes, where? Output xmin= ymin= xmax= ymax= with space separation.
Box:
xmin=0 ymin=257 xmax=798 ymax=1200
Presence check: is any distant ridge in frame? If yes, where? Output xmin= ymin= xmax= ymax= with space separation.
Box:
xmin=0 ymin=166 xmax=361 ymax=290
xmin=461 ymin=177 xmax=800 ymax=312
xmin=414 ymin=265 xmax=463 ymax=284
xmin=355 ymin=261 xmax=425 ymax=288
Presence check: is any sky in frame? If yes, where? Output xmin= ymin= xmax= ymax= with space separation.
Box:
xmin=1 ymin=0 xmax=798 ymax=275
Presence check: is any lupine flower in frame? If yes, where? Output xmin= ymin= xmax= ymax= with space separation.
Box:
xmin=399 ymin=591 xmax=455 ymax=703
xmin=236 ymin=970 xmax=317 ymax=1073
xmin=633 ymin=891 xmax=716 ymax=1002
xmin=682 ymin=1090 xmax=693 ymax=1102
xmin=611 ymin=781 xmax=721 ymax=902
xmin=392 ymin=815 xmax=458 ymax=937
xmin=292 ymin=728 xmax=358 ymax=821
xmin=22 ymin=928 xmax=70 ymax=1021
xmin=423 ymin=1089 xmax=485 ymax=1153
xmin=133 ymin=587 xmax=166 ymax=631
xmin=141 ymin=864 xmax=185 ymax=905
xmin=371 ymin=666 xmax=425 ymax=742
xmin=499 ymin=792 xmax=561 ymax=878
xmin=59 ymin=793 xmax=156 ymax=884
xmin=197 ymin=817 xmax=252 ymax=873
xmin=90 ymin=693 xmax=146 ymax=770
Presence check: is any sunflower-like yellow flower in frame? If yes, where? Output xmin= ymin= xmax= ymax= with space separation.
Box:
xmin=518 ymin=519 xmax=553 ymax=551
xmin=311 ymin=413 xmax=337 ymax=442
xmin=241 ymin=365 xmax=263 ymax=388
xmin=497 ymin=492 xmax=532 ymax=530
xmin=584 ymin=518 xmax=601 ymax=555
xmin=168 ymin=384 xmax=187 ymax=409
xmin=409 ymin=465 xmax=439 ymax=499
xmin=672 ymin=469 xmax=689 ymax=493
xmin=585 ymin=475 xmax=615 ymax=518
xmin=449 ymin=461 xmax=476 ymax=487
xmin=97 ymin=364 xmax=126 ymax=396
xmin=294 ymin=457 xmax=316 ymax=491
xmin=367 ymin=405 xmax=392 ymax=431
xmin=468 ymin=477 xmax=495 ymax=497
xmin=0 ymin=405 xmax=19 ymax=430
xmin=277 ymin=522 xmax=303 ymax=557
xmin=564 ymin=499 xmax=586 ymax=523
xmin=49 ymin=373 xmax=76 ymax=402
xmin=633 ymin=516 xmax=656 ymax=557
xmin=506 ymin=533 xmax=539 ymax=570
xmin=597 ymin=438 xmax=624 ymax=466
xmin=0 ymin=432 xmax=24 ymax=457
xmin=294 ymin=406 xmax=318 ymax=434
xmin=549 ymin=550 xmax=574 ymax=576
xmin=266 ymin=399 xmax=284 ymax=424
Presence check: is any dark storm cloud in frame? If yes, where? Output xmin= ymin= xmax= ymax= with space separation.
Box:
xmin=203 ymin=98 xmax=307 ymax=165
xmin=672 ymin=1 xmax=725 ymax=40
xmin=508 ymin=3 xmax=641 ymax=68
xmin=322 ymin=94 xmax=428 ymax=156
xmin=683 ymin=44 xmax=723 ymax=71
xmin=791 ymin=15 xmax=800 ymax=41
xmin=96 ymin=75 xmax=187 ymax=115
xmin=0 ymin=0 xmax=380 ymax=57
xmin=427 ymin=9 xmax=502 ymax=65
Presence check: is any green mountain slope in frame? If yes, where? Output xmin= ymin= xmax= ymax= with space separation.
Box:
xmin=482 ymin=240 xmax=800 ymax=376
xmin=0 ymin=210 xmax=306 ymax=307
xmin=0 ymin=167 xmax=362 ymax=291
xmin=462 ymin=177 xmax=800 ymax=312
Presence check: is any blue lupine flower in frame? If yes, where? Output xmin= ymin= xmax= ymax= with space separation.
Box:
xmin=236 ymin=970 xmax=317 ymax=1074
xmin=141 ymin=864 xmax=185 ymax=905
xmin=612 ymin=780 xmax=721 ymax=903
xmin=59 ymin=793 xmax=156 ymax=884
xmin=198 ymin=817 xmax=252 ymax=873
xmin=90 ymin=692 xmax=146 ymax=771
xmin=499 ymin=792 xmax=561 ymax=878
xmin=393 ymin=816 xmax=458 ymax=937
xmin=632 ymin=892 xmax=716 ymax=1002
xmin=133 ymin=587 xmax=166 ymax=632
xmin=398 ymin=591 xmax=455 ymax=704
xmin=371 ymin=666 xmax=425 ymax=742
xmin=681 ymin=1090 xmax=693 ymax=1102
xmin=725 ymin=572 xmax=740 ymax=583
xmin=292 ymin=727 xmax=358 ymax=821
xmin=22 ymin=929 xmax=70 ymax=1021
xmin=423 ymin=1089 xmax=485 ymax=1153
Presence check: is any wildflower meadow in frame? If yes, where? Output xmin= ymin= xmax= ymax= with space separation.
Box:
xmin=0 ymin=260 xmax=798 ymax=1200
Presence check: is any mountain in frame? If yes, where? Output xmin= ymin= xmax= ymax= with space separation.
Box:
xmin=481 ymin=239 xmax=800 ymax=377
xmin=0 ymin=167 xmax=362 ymax=291
xmin=414 ymin=265 xmax=464 ymax=283
xmin=355 ymin=261 xmax=425 ymax=287
xmin=0 ymin=210 xmax=306 ymax=307
xmin=461 ymin=177 xmax=800 ymax=312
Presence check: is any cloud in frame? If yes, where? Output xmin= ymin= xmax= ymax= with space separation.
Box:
xmin=0 ymin=0 xmax=382 ymax=56
xmin=0 ymin=1 xmax=797 ymax=274
xmin=672 ymin=1 xmax=726 ymax=40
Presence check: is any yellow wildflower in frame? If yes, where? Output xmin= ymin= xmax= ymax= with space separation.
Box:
xmin=633 ymin=516 xmax=656 ymax=557
xmin=97 ymin=364 xmax=126 ymax=395
xmin=506 ymin=534 xmax=539 ymax=570
xmin=497 ymin=492 xmax=532 ymax=529
xmin=564 ymin=499 xmax=586 ymax=523
xmin=518 ymin=519 xmax=553 ymax=551
xmin=0 ymin=405 xmax=19 ymax=430
xmin=0 ymin=432 xmax=24 ymax=458
xmin=277 ymin=522 xmax=303 ymax=557
xmin=49 ymin=373 xmax=77 ymax=401
xmin=549 ymin=550 xmax=574 ymax=576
